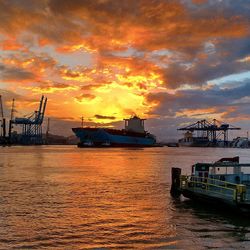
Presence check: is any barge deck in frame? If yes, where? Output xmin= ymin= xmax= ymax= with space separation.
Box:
xmin=171 ymin=157 xmax=250 ymax=213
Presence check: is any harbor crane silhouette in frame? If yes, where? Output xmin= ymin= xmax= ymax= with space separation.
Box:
xmin=178 ymin=119 xmax=241 ymax=145
xmin=13 ymin=96 xmax=47 ymax=144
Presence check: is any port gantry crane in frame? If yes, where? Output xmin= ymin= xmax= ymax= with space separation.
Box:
xmin=8 ymin=98 xmax=15 ymax=143
xmin=12 ymin=95 xmax=47 ymax=144
xmin=0 ymin=95 xmax=6 ymax=142
xmin=178 ymin=119 xmax=241 ymax=146
xmin=0 ymin=96 xmax=15 ymax=144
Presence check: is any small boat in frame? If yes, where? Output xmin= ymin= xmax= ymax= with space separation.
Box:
xmin=77 ymin=141 xmax=94 ymax=147
xmin=171 ymin=156 xmax=250 ymax=213
xmin=166 ymin=142 xmax=179 ymax=147
xmin=102 ymin=141 xmax=111 ymax=146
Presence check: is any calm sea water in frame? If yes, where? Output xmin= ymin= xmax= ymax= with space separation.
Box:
xmin=0 ymin=146 xmax=250 ymax=249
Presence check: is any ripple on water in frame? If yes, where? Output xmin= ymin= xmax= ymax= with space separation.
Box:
xmin=1 ymin=146 xmax=250 ymax=249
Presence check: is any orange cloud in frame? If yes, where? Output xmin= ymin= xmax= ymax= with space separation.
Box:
xmin=0 ymin=0 xmax=250 ymax=136
xmin=25 ymin=82 xmax=79 ymax=94
xmin=0 ymin=38 xmax=24 ymax=51
xmin=176 ymin=107 xmax=222 ymax=119
xmin=75 ymin=93 xmax=96 ymax=102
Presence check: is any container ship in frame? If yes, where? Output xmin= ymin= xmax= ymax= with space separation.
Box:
xmin=72 ymin=116 xmax=157 ymax=147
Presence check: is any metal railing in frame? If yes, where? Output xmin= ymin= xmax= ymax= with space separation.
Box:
xmin=180 ymin=175 xmax=247 ymax=202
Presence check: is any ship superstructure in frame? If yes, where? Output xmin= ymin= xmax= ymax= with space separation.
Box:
xmin=72 ymin=115 xmax=156 ymax=147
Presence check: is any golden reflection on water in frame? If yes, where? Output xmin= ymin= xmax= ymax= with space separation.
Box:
xmin=1 ymin=146 xmax=250 ymax=249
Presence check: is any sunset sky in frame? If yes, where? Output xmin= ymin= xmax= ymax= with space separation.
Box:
xmin=0 ymin=0 xmax=250 ymax=140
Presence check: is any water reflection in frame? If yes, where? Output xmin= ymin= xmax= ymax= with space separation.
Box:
xmin=0 ymin=146 xmax=250 ymax=249
xmin=171 ymin=196 xmax=250 ymax=249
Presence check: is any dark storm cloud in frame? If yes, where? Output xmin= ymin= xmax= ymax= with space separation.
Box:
xmin=216 ymin=37 xmax=250 ymax=61
xmin=0 ymin=0 xmax=47 ymax=35
xmin=146 ymin=81 xmax=250 ymax=117
xmin=187 ymin=0 xmax=250 ymax=20
xmin=94 ymin=114 xmax=116 ymax=120
xmin=160 ymin=35 xmax=250 ymax=89
xmin=0 ymin=63 xmax=35 ymax=81
xmin=162 ymin=57 xmax=250 ymax=89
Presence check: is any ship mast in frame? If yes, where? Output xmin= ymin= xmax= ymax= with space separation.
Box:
xmin=81 ymin=116 xmax=84 ymax=128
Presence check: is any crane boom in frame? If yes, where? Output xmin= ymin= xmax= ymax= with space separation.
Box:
xmin=10 ymin=99 xmax=15 ymax=121
xmin=0 ymin=95 xmax=6 ymax=139
xmin=38 ymin=95 xmax=44 ymax=114
xmin=12 ymin=95 xmax=47 ymax=144
xmin=40 ymin=97 xmax=47 ymax=123
xmin=9 ymin=99 xmax=15 ymax=142
xmin=0 ymin=95 xmax=4 ymax=118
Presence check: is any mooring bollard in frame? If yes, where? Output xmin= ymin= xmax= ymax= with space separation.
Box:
xmin=170 ymin=167 xmax=182 ymax=197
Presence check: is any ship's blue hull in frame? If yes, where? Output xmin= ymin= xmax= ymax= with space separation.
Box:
xmin=72 ymin=128 xmax=156 ymax=147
